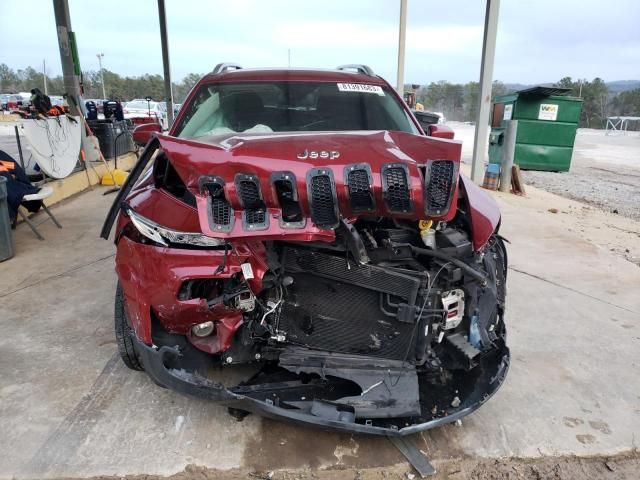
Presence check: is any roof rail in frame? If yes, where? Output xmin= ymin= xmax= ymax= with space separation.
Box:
xmin=336 ymin=64 xmax=375 ymax=76
xmin=212 ymin=63 xmax=243 ymax=74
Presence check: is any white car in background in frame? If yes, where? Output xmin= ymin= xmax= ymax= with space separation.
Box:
xmin=123 ymin=99 xmax=168 ymax=129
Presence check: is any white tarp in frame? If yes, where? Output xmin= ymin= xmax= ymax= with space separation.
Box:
xmin=21 ymin=116 xmax=82 ymax=179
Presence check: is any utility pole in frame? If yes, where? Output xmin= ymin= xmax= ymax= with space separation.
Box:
xmin=42 ymin=59 xmax=48 ymax=95
xmin=157 ymin=0 xmax=174 ymax=127
xmin=288 ymin=49 xmax=291 ymax=68
xmin=396 ymin=0 xmax=407 ymax=93
xmin=470 ymin=0 xmax=500 ymax=184
xmin=52 ymin=0 xmax=82 ymax=117
xmin=97 ymin=53 xmax=106 ymax=99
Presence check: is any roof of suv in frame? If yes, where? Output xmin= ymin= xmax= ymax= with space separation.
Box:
xmin=200 ymin=68 xmax=389 ymax=86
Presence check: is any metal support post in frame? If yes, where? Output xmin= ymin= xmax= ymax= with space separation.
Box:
xmin=52 ymin=0 xmax=83 ymax=117
xmin=471 ymin=0 xmax=500 ymax=184
xmin=499 ymin=120 xmax=517 ymax=192
xmin=158 ymin=0 xmax=174 ymax=127
xmin=396 ymin=0 xmax=407 ymax=93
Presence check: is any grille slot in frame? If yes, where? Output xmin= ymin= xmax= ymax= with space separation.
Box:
xmin=236 ymin=174 xmax=268 ymax=229
xmin=425 ymin=160 xmax=456 ymax=215
xmin=245 ymin=209 xmax=266 ymax=225
xmin=307 ymin=170 xmax=339 ymax=229
xmin=272 ymin=172 xmax=304 ymax=226
xmin=238 ymin=180 xmax=262 ymax=209
xmin=211 ymin=197 xmax=232 ymax=226
xmin=200 ymin=176 xmax=233 ymax=231
xmin=346 ymin=165 xmax=374 ymax=211
xmin=382 ymin=165 xmax=412 ymax=213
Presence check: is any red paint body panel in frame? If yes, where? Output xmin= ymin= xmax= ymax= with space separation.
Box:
xmin=115 ymin=236 xmax=268 ymax=349
xmin=127 ymin=185 xmax=201 ymax=232
xmin=155 ymin=131 xmax=462 ymax=241
xmin=132 ymin=123 xmax=162 ymax=147
xmin=427 ymin=124 xmax=455 ymax=139
xmin=459 ymin=175 xmax=501 ymax=250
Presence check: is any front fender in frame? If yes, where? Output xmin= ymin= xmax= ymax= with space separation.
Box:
xmin=459 ymin=175 xmax=501 ymax=251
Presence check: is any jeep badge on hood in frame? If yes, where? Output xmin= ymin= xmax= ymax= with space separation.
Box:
xmin=297 ymin=149 xmax=340 ymax=160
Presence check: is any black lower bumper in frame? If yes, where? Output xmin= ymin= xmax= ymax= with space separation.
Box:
xmin=133 ymin=336 xmax=509 ymax=436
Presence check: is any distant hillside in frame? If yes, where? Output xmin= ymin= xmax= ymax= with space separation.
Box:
xmin=606 ymin=80 xmax=640 ymax=93
xmin=504 ymin=80 xmax=639 ymax=94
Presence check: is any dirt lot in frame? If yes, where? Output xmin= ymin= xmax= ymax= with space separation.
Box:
xmin=521 ymin=130 xmax=640 ymax=222
xmin=54 ymin=451 xmax=640 ymax=480
xmin=452 ymin=123 xmax=640 ymax=267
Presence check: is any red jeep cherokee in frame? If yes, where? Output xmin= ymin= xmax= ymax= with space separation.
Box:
xmin=101 ymin=64 xmax=509 ymax=436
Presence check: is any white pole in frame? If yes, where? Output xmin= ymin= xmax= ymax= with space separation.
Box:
xmin=470 ymin=0 xmax=500 ymax=184
xmin=43 ymin=59 xmax=48 ymax=95
xmin=97 ymin=53 xmax=106 ymax=99
xmin=396 ymin=0 xmax=407 ymax=93
xmin=288 ymin=48 xmax=291 ymax=68
xmin=499 ymin=120 xmax=517 ymax=192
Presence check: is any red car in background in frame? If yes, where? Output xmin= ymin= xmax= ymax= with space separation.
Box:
xmin=101 ymin=64 xmax=509 ymax=436
xmin=1 ymin=94 xmax=21 ymax=111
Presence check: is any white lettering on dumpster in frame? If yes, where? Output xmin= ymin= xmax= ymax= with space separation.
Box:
xmin=503 ymin=104 xmax=513 ymax=121
xmin=538 ymin=103 xmax=559 ymax=121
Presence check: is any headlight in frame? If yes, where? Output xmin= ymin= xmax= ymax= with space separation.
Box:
xmin=126 ymin=208 xmax=224 ymax=248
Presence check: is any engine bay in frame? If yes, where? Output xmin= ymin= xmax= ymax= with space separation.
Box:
xmin=161 ymin=216 xmax=508 ymax=429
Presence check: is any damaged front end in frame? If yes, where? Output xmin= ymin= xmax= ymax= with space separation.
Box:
xmin=102 ymin=131 xmax=509 ymax=436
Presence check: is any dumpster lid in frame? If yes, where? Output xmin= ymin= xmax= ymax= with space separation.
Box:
xmin=516 ymin=86 xmax=572 ymax=97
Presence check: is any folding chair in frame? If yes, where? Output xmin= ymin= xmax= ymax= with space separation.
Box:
xmin=17 ymin=186 xmax=62 ymax=240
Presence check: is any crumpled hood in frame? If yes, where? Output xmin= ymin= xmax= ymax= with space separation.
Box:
xmin=156 ymin=130 xmax=462 ymax=240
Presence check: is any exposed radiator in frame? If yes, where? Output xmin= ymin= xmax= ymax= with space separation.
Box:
xmin=282 ymin=247 xmax=421 ymax=305
xmin=277 ymin=273 xmax=417 ymax=360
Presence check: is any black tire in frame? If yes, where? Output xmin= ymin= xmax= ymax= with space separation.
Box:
xmin=114 ymin=282 xmax=144 ymax=371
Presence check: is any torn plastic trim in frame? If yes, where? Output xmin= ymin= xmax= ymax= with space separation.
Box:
xmin=132 ymin=334 xmax=510 ymax=437
xmin=125 ymin=206 xmax=226 ymax=248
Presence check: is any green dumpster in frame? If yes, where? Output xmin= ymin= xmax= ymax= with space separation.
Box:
xmin=488 ymin=86 xmax=583 ymax=172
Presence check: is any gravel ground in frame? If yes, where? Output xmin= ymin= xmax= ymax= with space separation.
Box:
xmin=451 ymin=122 xmax=640 ymax=222
xmin=522 ymin=129 xmax=640 ymax=221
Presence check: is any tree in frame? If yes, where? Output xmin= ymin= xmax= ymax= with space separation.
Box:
xmin=463 ymin=81 xmax=479 ymax=121
xmin=554 ymin=77 xmax=610 ymax=127
xmin=609 ymin=88 xmax=640 ymax=117
xmin=173 ymin=73 xmax=204 ymax=103
xmin=0 ymin=63 xmax=20 ymax=91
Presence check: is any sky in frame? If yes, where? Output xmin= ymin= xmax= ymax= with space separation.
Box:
xmin=1 ymin=0 xmax=639 ymax=85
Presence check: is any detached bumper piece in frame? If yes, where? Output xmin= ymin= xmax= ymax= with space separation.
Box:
xmin=133 ymin=335 xmax=509 ymax=436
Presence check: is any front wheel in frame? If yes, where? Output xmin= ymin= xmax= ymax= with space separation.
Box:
xmin=114 ymin=282 xmax=144 ymax=371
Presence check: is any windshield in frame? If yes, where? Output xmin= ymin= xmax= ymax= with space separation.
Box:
xmin=175 ymin=81 xmax=418 ymax=138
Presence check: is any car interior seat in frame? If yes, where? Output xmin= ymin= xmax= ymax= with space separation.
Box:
xmin=315 ymin=94 xmax=367 ymax=131
xmin=221 ymin=92 xmax=265 ymax=132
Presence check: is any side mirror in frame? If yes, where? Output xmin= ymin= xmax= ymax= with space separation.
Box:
xmin=427 ymin=124 xmax=455 ymax=140
xmin=132 ymin=122 xmax=162 ymax=147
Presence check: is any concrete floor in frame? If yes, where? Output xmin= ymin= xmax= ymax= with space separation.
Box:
xmin=1 ymin=173 xmax=639 ymax=478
